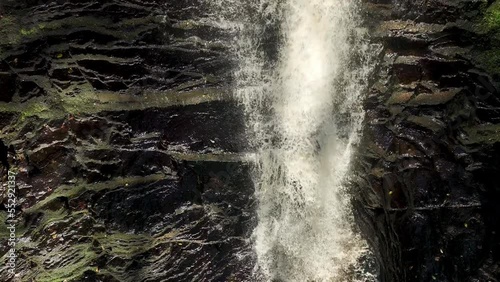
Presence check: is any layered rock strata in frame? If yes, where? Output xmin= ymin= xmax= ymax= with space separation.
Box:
xmin=355 ymin=0 xmax=500 ymax=281
xmin=0 ymin=1 xmax=255 ymax=281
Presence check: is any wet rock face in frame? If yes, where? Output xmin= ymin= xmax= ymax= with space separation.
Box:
xmin=356 ymin=0 xmax=500 ymax=281
xmin=2 ymin=0 xmax=500 ymax=281
xmin=0 ymin=1 xmax=255 ymax=281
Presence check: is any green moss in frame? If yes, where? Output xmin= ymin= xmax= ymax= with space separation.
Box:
xmin=407 ymin=115 xmax=444 ymax=132
xmin=59 ymin=87 xmax=227 ymax=115
xmin=173 ymin=20 xmax=198 ymax=30
xmin=0 ymin=16 xmax=21 ymax=46
xmin=473 ymin=1 xmax=500 ymax=74
xmin=409 ymin=89 xmax=460 ymax=106
xmin=19 ymin=102 xmax=51 ymax=121
xmin=476 ymin=49 xmax=500 ymax=75
xmin=95 ymin=232 xmax=152 ymax=257
xmin=25 ymin=174 xmax=166 ymax=214
xmin=0 ymin=16 xmax=16 ymax=27
xmin=33 ymin=244 xmax=98 ymax=282
xmin=13 ymin=17 xmax=94 ymax=42
xmin=2 ymin=15 xmax=158 ymax=51
xmin=484 ymin=0 xmax=500 ymax=31
xmin=35 ymin=209 xmax=77 ymax=232
xmin=20 ymin=27 xmax=38 ymax=36
xmin=462 ymin=123 xmax=500 ymax=144
xmin=170 ymin=152 xmax=245 ymax=162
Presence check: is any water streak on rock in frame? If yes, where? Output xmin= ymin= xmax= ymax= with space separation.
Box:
xmin=210 ymin=0 xmax=378 ymax=280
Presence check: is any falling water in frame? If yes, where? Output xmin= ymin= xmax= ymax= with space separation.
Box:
xmin=208 ymin=0 xmax=377 ymax=281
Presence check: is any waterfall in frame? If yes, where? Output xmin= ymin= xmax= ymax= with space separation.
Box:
xmin=208 ymin=0 xmax=378 ymax=281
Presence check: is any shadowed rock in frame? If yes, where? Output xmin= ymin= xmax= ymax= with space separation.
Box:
xmin=355 ymin=0 xmax=500 ymax=281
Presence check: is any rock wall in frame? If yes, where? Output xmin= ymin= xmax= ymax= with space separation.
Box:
xmin=0 ymin=1 xmax=256 ymax=281
xmin=2 ymin=0 xmax=500 ymax=281
xmin=355 ymin=0 xmax=500 ymax=281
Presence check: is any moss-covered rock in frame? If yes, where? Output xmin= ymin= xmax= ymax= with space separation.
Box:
xmin=483 ymin=0 xmax=500 ymax=31
xmin=0 ymin=1 xmax=253 ymax=281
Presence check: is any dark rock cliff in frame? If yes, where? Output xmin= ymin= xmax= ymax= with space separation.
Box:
xmin=355 ymin=0 xmax=500 ymax=281
xmin=1 ymin=0 xmax=500 ymax=281
xmin=0 ymin=1 xmax=255 ymax=281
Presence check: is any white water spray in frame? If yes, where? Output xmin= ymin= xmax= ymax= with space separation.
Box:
xmin=208 ymin=0 xmax=377 ymax=281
